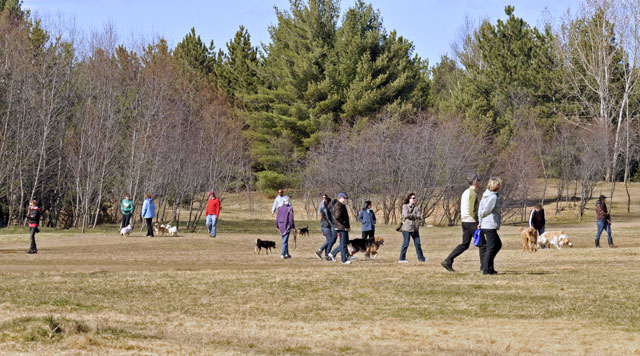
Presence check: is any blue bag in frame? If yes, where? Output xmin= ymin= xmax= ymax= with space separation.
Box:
xmin=473 ymin=229 xmax=482 ymax=247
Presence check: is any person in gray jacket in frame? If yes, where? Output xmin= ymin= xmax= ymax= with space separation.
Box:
xmin=398 ymin=193 xmax=426 ymax=263
xmin=478 ymin=177 xmax=503 ymax=275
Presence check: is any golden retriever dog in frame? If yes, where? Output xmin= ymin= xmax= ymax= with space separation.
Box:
xmin=520 ymin=227 xmax=538 ymax=252
xmin=539 ymin=231 xmax=573 ymax=249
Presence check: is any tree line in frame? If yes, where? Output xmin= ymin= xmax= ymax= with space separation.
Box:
xmin=0 ymin=0 xmax=639 ymax=228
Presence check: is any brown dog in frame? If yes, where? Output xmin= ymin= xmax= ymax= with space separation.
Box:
xmin=520 ymin=227 xmax=538 ymax=252
xmin=348 ymin=237 xmax=385 ymax=259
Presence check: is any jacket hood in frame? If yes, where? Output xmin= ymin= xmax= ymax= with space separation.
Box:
xmin=482 ymin=189 xmax=498 ymax=198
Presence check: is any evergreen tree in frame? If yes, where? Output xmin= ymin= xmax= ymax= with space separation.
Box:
xmin=174 ymin=27 xmax=215 ymax=76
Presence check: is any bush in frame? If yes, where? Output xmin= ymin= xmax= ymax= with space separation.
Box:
xmin=256 ymin=171 xmax=290 ymax=196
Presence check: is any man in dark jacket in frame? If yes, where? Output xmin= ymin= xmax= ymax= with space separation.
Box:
xmin=26 ymin=200 xmax=41 ymax=254
xmin=528 ymin=204 xmax=545 ymax=236
xmin=328 ymin=193 xmax=353 ymax=264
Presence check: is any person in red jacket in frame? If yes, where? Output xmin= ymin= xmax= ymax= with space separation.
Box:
xmin=205 ymin=191 xmax=221 ymax=238
xmin=26 ymin=200 xmax=41 ymax=254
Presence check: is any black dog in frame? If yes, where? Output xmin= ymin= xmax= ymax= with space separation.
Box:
xmin=255 ymin=238 xmax=276 ymax=255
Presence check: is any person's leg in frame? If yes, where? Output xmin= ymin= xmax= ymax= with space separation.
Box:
xmin=445 ymin=222 xmax=474 ymax=265
xmin=595 ymin=220 xmax=604 ymax=247
xmin=120 ymin=214 xmax=127 ymax=229
xmin=146 ymin=218 xmax=154 ymax=236
xmin=478 ymin=230 xmax=487 ymax=271
xmin=489 ymin=231 xmax=502 ymax=273
xmin=281 ymin=232 xmax=289 ymax=257
xmin=319 ymin=227 xmax=332 ymax=255
xmin=412 ymin=230 xmax=426 ymax=261
xmin=211 ymin=215 xmax=218 ymax=237
xmin=330 ymin=231 xmax=342 ymax=258
xmin=537 ymin=227 xmax=545 ymax=236
xmin=399 ymin=231 xmax=410 ymax=261
xmin=340 ymin=230 xmax=349 ymax=263
xmin=125 ymin=214 xmax=132 ymax=227
xmin=362 ymin=230 xmax=368 ymax=240
xmin=605 ymin=222 xmax=614 ymax=246
xmin=29 ymin=227 xmax=37 ymax=252
xmin=206 ymin=215 xmax=213 ymax=235
xmin=482 ymin=229 xmax=498 ymax=274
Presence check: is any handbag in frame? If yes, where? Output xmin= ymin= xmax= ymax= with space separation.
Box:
xmin=473 ymin=229 xmax=482 ymax=246
xmin=395 ymin=221 xmax=403 ymax=232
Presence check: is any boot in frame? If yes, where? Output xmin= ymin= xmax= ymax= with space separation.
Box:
xmin=609 ymin=240 xmax=617 ymax=248
xmin=595 ymin=240 xmax=601 ymax=248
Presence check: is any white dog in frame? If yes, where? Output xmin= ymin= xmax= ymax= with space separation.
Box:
xmin=167 ymin=224 xmax=178 ymax=237
xmin=120 ymin=224 xmax=132 ymax=237
xmin=539 ymin=231 xmax=573 ymax=249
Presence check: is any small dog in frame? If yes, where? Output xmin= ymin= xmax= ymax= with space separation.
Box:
xmin=120 ymin=224 xmax=132 ymax=237
xmin=540 ymin=231 xmax=573 ymax=249
xmin=154 ymin=223 xmax=169 ymax=236
xmin=166 ymin=224 xmax=178 ymax=237
xmin=519 ymin=227 xmax=538 ymax=252
xmin=291 ymin=226 xmax=309 ymax=250
xmin=255 ymin=238 xmax=276 ymax=254
xmin=347 ymin=237 xmax=385 ymax=259
xmin=296 ymin=226 xmax=309 ymax=238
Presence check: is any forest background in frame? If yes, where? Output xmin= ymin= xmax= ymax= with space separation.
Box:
xmin=1 ymin=0 xmax=639 ymax=231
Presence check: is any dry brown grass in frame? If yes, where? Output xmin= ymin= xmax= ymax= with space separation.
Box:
xmin=1 ymin=182 xmax=640 ymax=355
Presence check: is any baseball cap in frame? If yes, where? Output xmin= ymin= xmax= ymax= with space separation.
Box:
xmin=208 ymin=190 xmax=215 ymax=196
xmin=337 ymin=192 xmax=348 ymax=199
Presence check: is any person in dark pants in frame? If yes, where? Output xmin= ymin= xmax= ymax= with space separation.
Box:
xmin=399 ymin=193 xmax=426 ymax=263
xmin=120 ymin=193 xmax=134 ymax=229
xmin=528 ymin=203 xmax=545 ymax=237
xmin=358 ymin=200 xmax=376 ymax=242
xmin=442 ymin=173 xmax=481 ymax=272
xmin=328 ymin=193 xmax=353 ymax=264
xmin=141 ymin=192 xmax=155 ymax=237
xmin=26 ymin=200 xmax=41 ymax=254
xmin=478 ymin=177 xmax=503 ymax=275
xmin=315 ymin=196 xmax=335 ymax=260
xmin=595 ymin=195 xmax=616 ymax=248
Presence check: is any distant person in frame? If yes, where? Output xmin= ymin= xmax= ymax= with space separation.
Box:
xmin=478 ymin=177 xmax=503 ymax=275
xmin=120 ymin=193 xmax=134 ymax=229
xmin=529 ymin=203 xmax=545 ymax=236
xmin=595 ymin=195 xmax=616 ymax=248
xmin=26 ymin=200 xmax=41 ymax=254
xmin=358 ymin=200 xmax=376 ymax=242
xmin=276 ymin=196 xmax=294 ymax=259
xmin=442 ymin=173 xmax=480 ymax=272
xmin=141 ymin=193 xmax=155 ymax=237
xmin=271 ymin=189 xmax=286 ymax=216
xmin=206 ymin=191 xmax=221 ymax=238
xmin=398 ymin=193 xmax=426 ymax=263
xmin=315 ymin=195 xmax=335 ymax=260
xmin=328 ymin=193 xmax=353 ymax=264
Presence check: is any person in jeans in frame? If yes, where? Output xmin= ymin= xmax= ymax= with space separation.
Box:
xmin=358 ymin=200 xmax=376 ymax=242
xmin=595 ymin=195 xmax=616 ymax=248
xmin=528 ymin=203 xmax=545 ymax=237
xmin=26 ymin=200 xmax=41 ymax=254
xmin=276 ymin=196 xmax=294 ymax=259
xmin=399 ymin=193 xmax=426 ymax=263
xmin=206 ymin=191 xmax=221 ymax=238
xmin=120 ymin=193 xmax=134 ymax=229
xmin=442 ymin=173 xmax=480 ymax=272
xmin=328 ymin=193 xmax=353 ymax=264
xmin=141 ymin=192 xmax=156 ymax=237
xmin=315 ymin=196 xmax=335 ymax=260
xmin=478 ymin=177 xmax=503 ymax=275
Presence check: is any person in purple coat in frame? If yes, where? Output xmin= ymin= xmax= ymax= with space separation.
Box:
xmin=276 ymin=196 xmax=295 ymax=259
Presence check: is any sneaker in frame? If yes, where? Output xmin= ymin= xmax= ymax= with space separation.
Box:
xmin=328 ymin=254 xmax=336 ymax=262
xmin=609 ymin=244 xmax=617 ymax=248
xmin=285 ymin=254 xmax=292 ymax=259
xmin=281 ymin=255 xmax=285 ymax=259
xmin=27 ymin=250 xmax=37 ymax=254
xmin=419 ymin=258 xmax=429 ymax=263
xmin=440 ymin=260 xmax=455 ymax=272
xmin=348 ymin=255 xmax=357 ymax=261
xmin=342 ymin=260 xmax=352 ymax=265
xmin=314 ymin=251 xmax=323 ymax=260
xmin=398 ymin=260 xmax=409 ymax=263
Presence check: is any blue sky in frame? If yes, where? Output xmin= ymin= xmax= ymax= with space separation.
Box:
xmin=23 ymin=0 xmax=581 ymax=65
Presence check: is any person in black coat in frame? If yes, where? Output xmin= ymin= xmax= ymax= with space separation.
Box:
xmin=26 ymin=200 xmax=41 ymax=254
xmin=528 ymin=204 xmax=545 ymax=236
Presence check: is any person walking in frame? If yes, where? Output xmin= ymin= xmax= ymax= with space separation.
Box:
xmin=206 ymin=191 xmax=221 ymax=238
xmin=120 ymin=193 xmax=134 ymax=229
xmin=141 ymin=193 xmax=155 ymax=237
xmin=478 ymin=177 xmax=503 ymax=275
xmin=271 ymin=189 xmax=286 ymax=216
xmin=317 ymin=193 xmax=328 ymax=219
xmin=441 ymin=173 xmax=480 ymax=272
xmin=328 ymin=193 xmax=353 ymax=264
xmin=529 ymin=203 xmax=545 ymax=237
xmin=276 ymin=196 xmax=295 ymax=259
xmin=26 ymin=200 xmax=41 ymax=254
xmin=398 ymin=193 xmax=426 ymax=263
xmin=595 ymin=195 xmax=616 ymax=248
xmin=315 ymin=195 xmax=335 ymax=260
xmin=358 ymin=200 xmax=376 ymax=242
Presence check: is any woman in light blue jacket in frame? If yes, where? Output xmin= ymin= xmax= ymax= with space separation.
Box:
xmin=478 ymin=177 xmax=502 ymax=275
xmin=141 ymin=192 xmax=156 ymax=237
xmin=358 ymin=200 xmax=376 ymax=241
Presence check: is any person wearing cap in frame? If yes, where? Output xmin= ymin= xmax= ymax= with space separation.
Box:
xmin=327 ymin=192 xmax=353 ymax=264
xmin=276 ymin=196 xmax=295 ymax=259
xmin=206 ymin=191 xmax=221 ymax=238
xmin=271 ymin=189 xmax=286 ymax=216
xmin=441 ymin=173 xmax=480 ymax=272
xmin=595 ymin=195 xmax=616 ymax=248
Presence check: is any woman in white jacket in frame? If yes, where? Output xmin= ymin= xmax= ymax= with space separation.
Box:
xmin=478 ymin=177 xmax=502 ymax=275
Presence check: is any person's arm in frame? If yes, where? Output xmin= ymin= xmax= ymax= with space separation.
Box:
xmin=141 ymin=200 xmax=148 ymax=218
xmin=529 ymin=209 xmax=535 ymax=228
xmin=372 ymin=211 xmax=376 ymax=225
xmin=271 ymin=198 xmax=278 ymax=215
xmin=469 ymin=191 xmax=478 ymax=222
xmin=214 ymin=199 xmax=220 ymax=216
xmin=288 ymin=208 xmax=295 ymax=231
xmin=358 ymin=210 xmax=364 ymax=223
xmin=478 ymin=195 xmax=496 ymax=219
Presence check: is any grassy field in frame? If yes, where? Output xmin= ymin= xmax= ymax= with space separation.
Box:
xmin=1 ymin=183 xmax=640 ymax=355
